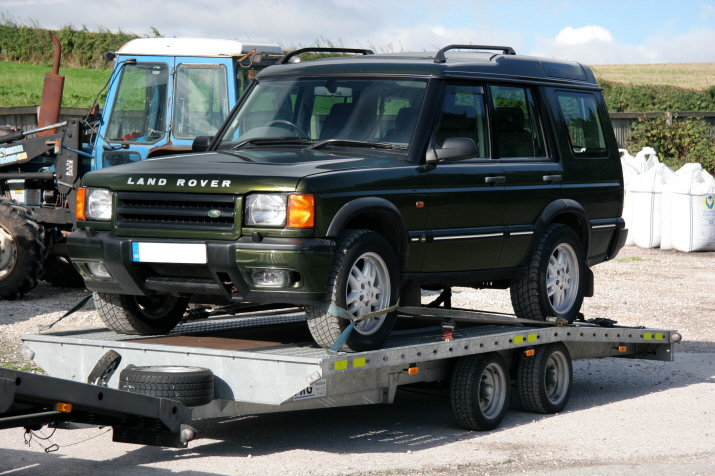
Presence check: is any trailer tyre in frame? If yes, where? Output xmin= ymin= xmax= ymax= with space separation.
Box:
xmin=119 ymin=366 xmax=214 ymax=407
xmin=94 ymin=292 xmax=189 ymax=335
xmin=451 ymin=353 xmax=510 ymax=431
xmin=305 ymin=230 xmax=399 ymax=352
xmin=510 ymin=223 xmax=585 ymax=322
xmin=517 ymin=342 xmax=573 ymax=414
xmin=0 ymin=199 xmax=47 ymax=300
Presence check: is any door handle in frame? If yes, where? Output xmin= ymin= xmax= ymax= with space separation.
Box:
xmin=485 ymin=176 xmax=506 ymax=184
xmin=543 ymin=175 xmax=562 ymax=183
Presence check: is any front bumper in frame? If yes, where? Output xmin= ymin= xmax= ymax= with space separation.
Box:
xmin=67 ymin=230 xmax=335 ymax=304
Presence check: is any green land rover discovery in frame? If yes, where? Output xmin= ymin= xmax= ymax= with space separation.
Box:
xmin=68 ymin=45 xmax=627 ymax=352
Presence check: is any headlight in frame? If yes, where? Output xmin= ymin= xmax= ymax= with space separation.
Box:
xmin=86 ymin=188 xmax=113 ymax=220
xmin=245 ymin=193 xmax=287 ymax=227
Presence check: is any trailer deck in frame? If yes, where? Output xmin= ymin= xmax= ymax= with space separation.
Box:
xmin=3 ymin=307 xmax=680 ymax=447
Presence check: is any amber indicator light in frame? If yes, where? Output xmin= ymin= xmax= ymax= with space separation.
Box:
xmin=75 ymin=187 xmax=87 ymax=221
xmin=55 ymin=402 xmax=72 ymax=413
xmin=287 ymin=193 xmax=315 ymax=228
xmin=525 ymin=349 xmax=535 ymax=357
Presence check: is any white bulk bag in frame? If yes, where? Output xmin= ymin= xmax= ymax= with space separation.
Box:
xmin=635 ymin=147 xmax=659 ymax=172
xmin=626 ymin=163 xmax=676 ymax=248
xmin=669 ymin=167 xmax=715 ymax=252
xmin=621 ymin=160 xmax=641 ymax=246
xmin=661 ymin=163 xmax=705 ymax=250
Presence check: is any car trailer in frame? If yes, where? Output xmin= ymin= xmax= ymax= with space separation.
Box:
xmin=1 ymin=306 xmax=681 ymax=448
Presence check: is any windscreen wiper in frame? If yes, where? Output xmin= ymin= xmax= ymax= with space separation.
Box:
xmin=231 ymin=137 xmax=312 ymax=150
xmin=305 ymin=139 xmax=407 ymax=151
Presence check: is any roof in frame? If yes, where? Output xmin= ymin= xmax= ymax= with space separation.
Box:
xmin=258 ymin=49 xmax=598 ymax=86
xmin=116 ymin=38 xmax=284 ymax=58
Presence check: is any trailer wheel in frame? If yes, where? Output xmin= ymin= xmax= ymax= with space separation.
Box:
xmin=517 ymin=342 xmax=573 ymax=414
xmin=450 ymin=353 xmax=510 ymax=431
xmin=119 ymin=366 xmax=214 ymax=407
xmin=305 ymin=230 xmax=399 ymax=352
xmin=0 ymin=199 xmax=46 ymax=300
xmin=510 ymin=223 xmax=585 ymax=322
xmin=94 ymin=292 xmax=189 ymax=335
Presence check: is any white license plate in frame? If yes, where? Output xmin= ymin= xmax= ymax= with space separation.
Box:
xmin=131 ymin=242 xmax=207 ymax=264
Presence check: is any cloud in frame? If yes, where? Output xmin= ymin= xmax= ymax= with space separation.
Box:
xmin=554 ymin=26 xmax=612 ymax=45
xmin=532 ymin=24 xmax=715 ymax=64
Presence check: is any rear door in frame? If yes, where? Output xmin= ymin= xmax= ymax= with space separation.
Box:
xmin=489 ymin=84 xmax=563 ymax=268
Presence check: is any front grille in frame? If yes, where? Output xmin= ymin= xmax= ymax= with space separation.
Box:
xmin=116 ymin=192 xmax=236 ymax=233
xmin=150 ymin=263 xmax=214 ymax=279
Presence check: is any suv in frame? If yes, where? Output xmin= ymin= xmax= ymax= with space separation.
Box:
xmin=68 ymin=45 xmax=627 ymax=352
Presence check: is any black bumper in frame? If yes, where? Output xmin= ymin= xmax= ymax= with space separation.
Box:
xmin=67 ymin=230 xmax=335 ymax=304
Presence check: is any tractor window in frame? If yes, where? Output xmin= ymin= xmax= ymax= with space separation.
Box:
xmin=105 ymin=63 xmax=169 ymax=143
xmin=173 ymin=64 xmax=229 ymax=139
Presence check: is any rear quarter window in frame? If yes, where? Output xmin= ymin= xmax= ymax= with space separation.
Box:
xmin=555 ymin=91 xmax=608 ymax=158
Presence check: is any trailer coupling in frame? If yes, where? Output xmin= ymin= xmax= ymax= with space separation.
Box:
xmin=0 ymin=367 xmax=196 ymax=448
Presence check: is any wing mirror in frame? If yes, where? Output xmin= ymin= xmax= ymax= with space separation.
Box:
xmin=427 ymin=137 xmax=478 ymax=163
xmin=192 ymin=135 xmax=214 ymax=152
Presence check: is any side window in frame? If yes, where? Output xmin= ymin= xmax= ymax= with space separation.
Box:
xmin=490 ymin=85 xmax=546 ymax=158
xmin=555 ymin=91 xmax=608 ymax=157
xmin=174 ymin=64 xmax=228 ymax=139
xmin=434 ymin=84 xmax=489 ymax=158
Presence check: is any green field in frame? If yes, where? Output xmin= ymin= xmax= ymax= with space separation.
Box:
xmin=0 ymin=62 xmax=111 ymax=107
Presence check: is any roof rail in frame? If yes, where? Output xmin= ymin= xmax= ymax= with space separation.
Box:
xmin=276 ymin=47 xmax=374 ymax=65
xmin=434 ymin=44 xmax=516 ymax=63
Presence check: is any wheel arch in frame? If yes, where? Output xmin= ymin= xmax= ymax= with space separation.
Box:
xmin=525 ymin=199 xmax=591 ymax=267
xmin=326 ymin=197 xmax=409 ymax=272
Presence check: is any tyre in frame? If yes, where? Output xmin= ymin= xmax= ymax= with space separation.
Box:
xmin=517 ymin=342 xmax=573 ymax=414
xmin=94 ymin=292 xmax=189 ymax=335
xmin=305 ymin=230 xmax=399 ymax=352
xmin=510 ymin=223 xmax=585 ymax=322
xmin=118 ymin=366 xmax=214 ymax=407
xmin=451 ymin=353 xmax=510 ymax=431
xmin=42 ymin=255 xmax=86 ymax=288
xmin=0 ymin=199 xmax=47 ymax=300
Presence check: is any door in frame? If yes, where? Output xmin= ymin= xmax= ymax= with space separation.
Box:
xmin=421 ymin=82 xmax=505 ymax=272
xmin=488 ymin=84 xmax=563 ymax=268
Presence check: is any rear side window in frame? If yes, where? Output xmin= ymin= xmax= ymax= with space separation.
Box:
xmin=555 ymin=91 xmax=608 ymax=157
xmin=490 ymin=85 xmax=546 ymax=159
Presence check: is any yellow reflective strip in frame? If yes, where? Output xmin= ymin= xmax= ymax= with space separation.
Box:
xmin=334 ymin=360 xmax=348 ymax=370
xmin=353 ymin=357 xmax=366 ymax=368
xmin=656 ymin=333 xmax=664 ymax=341
xmin=644 ymin=333 xmax=653 ymax=341
xmin=513 ymin=336 xmax=524 ymax=345
xmin=527 ymin=334 xmax=538 ymax=343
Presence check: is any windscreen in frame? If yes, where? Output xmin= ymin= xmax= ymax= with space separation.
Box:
xmin=216 ymin=77 xmax=429 ymax=149
xmin=105 ymin=63 xmax=169 ymax=143
xmin=173 ymin=64 xmax=228 ymax=139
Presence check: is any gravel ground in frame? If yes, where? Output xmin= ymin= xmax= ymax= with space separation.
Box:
xmin=0 ymin=245 xmax=713 ymax=475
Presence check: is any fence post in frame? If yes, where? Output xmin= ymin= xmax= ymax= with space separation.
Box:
xmin=666 ymin=112 xmax=673 ymax=126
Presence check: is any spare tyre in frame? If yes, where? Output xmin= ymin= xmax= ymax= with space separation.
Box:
xmin=118 ymin=366 xmax=214 ymax=407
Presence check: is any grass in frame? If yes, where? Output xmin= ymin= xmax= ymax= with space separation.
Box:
xmin=0 ymin=61 xmax=111 ymax=107
xmin=592 ymin=63 xmax=715 ymax=90
xmin=615 ymin=256 xmax=650 ymax=263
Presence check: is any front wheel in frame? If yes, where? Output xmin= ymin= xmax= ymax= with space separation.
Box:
xmin=305 ymin=230 xmax=399 ymax=352
xmin=510 ymin=223 xmax=586 ymax=322
xmin=94 ymin=292 xmax=189 ymax=335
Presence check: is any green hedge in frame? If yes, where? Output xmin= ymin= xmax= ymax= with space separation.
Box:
xmin=625 ymin=116 xmax=715 ymax=174
xmin=602 ymin=80 xmax=715 ymax=113
xmin=0 ymin=16 xmax=148 ymax=69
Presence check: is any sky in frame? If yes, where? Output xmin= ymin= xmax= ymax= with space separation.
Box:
xmin=3 ymin=0 xmax=715 ymax=64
